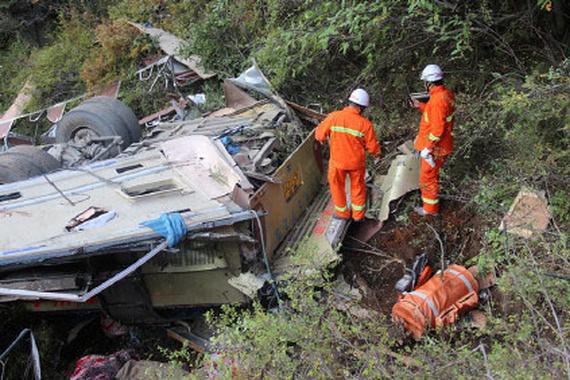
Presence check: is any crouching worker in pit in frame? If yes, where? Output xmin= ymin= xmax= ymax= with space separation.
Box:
xmin=315 ymin=88 xmax=381 ymax=222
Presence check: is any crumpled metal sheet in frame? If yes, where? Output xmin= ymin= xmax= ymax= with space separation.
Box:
xmin=161 ymin=135 xmax=249 ymax=199
xmin=0 ymin=329 xmax=41 ymax=380
xmin=367 ymin=142 xmax=420 ymax=222
xmin=129 ymin=22 xmax=215 ymax=80
xmin=230 ymin=64 xmax=272 ymax=94
xmin=223 ymin=80 xmax=258 ymax=109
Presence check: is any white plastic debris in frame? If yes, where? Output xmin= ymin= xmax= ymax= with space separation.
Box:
xmin=188 ymin=93 xmax=207 ymax=105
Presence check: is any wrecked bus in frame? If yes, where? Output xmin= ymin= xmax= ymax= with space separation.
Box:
xmin=0 ymin=66 xmax=420 ymax=323
xmin=0 ymin=67 xmax=352 ymax=323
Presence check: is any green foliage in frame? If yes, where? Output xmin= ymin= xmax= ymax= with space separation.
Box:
xmin=173 ymin=0 xmax=269 ymax=78
xmin=118 ymin=76 xmax=170 ymax=118
xmin=491 ymin=61 xmax=570 ymax=178
xmin=167 ymin=0 xmax=566 ymax=111
xmin=203 ymin=270 xmax=396 ymax=379
xmin=0 ymin=39 xmax=32 ymax=110
xmin=472 ymin=228 xmax=507 ymax=273
xmin=550 ymin=190 xmax=570 ymax=226
xmin=108 ymin=0 xmax=166 ymax=24
xmin=81 ymin=19 xmax=154 ymax=90
xmin=26 ymin=13 xmax=95 ymax=108
xmin=202 ymin=243 xmax=569 ymax=378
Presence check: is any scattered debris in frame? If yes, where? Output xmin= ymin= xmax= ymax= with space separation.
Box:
xmin=65 ymin=207 xmax=116 ymax=232
xmin=0 ymin=328 xmax=41 ymax=380
xmin=227 ymin=272 xmax=266 ymax=299
xmin=101 ymin=313 xmax=129 ymax=338
xmin=500 ymin=188 xmax=551 ymax=239
xmin=129 ymin=22 xmax=215 ymax=80
xmin=188 ymin=93 xmax=206 ymax=105
xmin=138 ymin=98 xmax=188 ymax=125
xmin=70 ymin=350 xmax=134 ymax=380
xmin=351 ymin=140 xmax=420 ymax=243
xmin=0 ymin=80 xmax=35 ymax=145
xmin=331 ymin=275 xmax=377 ymax=320
xmin=167 ymin=327 xmax=210 ymax=353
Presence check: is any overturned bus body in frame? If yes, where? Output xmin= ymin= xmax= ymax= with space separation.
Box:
xmin=0 ymin=70 xmax=351 ymax=323
xmin=0 ymin=66 xmax=420 ymax=323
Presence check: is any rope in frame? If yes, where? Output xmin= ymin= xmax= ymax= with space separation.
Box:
xmin=141 ymin=213 xmax=188 ymax=247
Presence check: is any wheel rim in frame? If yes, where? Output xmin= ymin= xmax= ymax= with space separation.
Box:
xmin=72 ymin=126 xmax=100 ymax=145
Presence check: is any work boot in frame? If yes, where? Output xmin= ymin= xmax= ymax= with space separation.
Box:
xmin=352 ymin=217 xmax=366 ymax=223
xmin=414 ymin=206 xmax=438 ymax=217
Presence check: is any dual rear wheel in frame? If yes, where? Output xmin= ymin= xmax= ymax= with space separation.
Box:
xmin=0 ymin=97 xmax=140 ymax=184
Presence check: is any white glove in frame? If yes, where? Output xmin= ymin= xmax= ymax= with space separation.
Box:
xmin=420 ymin=148 xmax=431 ymax=159
xmin=420 ymin=148 xmax=436 ymax=168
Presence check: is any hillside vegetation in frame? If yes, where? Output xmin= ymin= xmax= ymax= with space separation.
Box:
xmin=0 ymin=1 xmax=569 ymax=378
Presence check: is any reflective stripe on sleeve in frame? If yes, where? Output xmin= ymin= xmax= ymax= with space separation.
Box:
xmin=409 ymin=290 xmax=440 ymax=317
xmin=330 ymin=126 xmax=364 ymax=138
xmin=424 ymin=113 xmax=429 ymax=123
xmin=422 ymin=197 xmax=439 ymax=205
xmin=445 ymin=268 xmax=474 ymax=293
xmin=428 ymin=133 xmax=440 ymax=141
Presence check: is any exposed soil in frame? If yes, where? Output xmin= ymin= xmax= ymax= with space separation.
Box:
xmin=341 ymin=200 xmax=482 ymax=314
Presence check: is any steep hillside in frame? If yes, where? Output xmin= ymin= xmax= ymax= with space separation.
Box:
xmin=0 ymin=1 xmax=568 ymax=378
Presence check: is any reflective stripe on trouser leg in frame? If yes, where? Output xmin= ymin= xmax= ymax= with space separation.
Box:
xmin=348 ymin=168 xmax=367 ymax=220
xmin=419 ymin=156 xmax=445 ymax=214
xmin=328 ymin=165 xmax=350 ymax=218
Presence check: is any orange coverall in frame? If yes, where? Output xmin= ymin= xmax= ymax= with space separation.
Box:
xmin=315 ymin=106 xmax=380 ymax=220
xmin=415 ymin=85 xmax=455 ymax=214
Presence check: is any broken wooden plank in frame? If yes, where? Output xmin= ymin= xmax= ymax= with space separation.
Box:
xmin=167 ymin=327 xmax=210 ymax=353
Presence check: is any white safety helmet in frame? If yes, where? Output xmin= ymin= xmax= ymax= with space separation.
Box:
xmin=420 ymin=64 xmax=444 ymax=82
xmin=348 ymin=88 xmax=370 ymax=107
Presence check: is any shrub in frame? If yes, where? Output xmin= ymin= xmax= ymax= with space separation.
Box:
xmin=81 ymin=19 xmax=154 ymax=90
xmin=0 ymin=39 xmax=32 ymax=110
xmin=27 ymin=13 xmax=95 ymax=108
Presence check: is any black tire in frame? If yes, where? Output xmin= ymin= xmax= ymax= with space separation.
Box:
xmin=71 ymin=102 xmax=132 ymax=149
xmin=4 ymin=145 xmax=61 ymax=173
xmin=0 ymin=150 xmax=50 ymax=184
xmin=84 ymin=96 xmax=141 ymax=143
xmin=55 ymin=109 xmax=127 ymax=149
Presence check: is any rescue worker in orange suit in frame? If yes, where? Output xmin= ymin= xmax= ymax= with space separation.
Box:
xmin=410 ymin=64 xmax=455 ymax=216
xmin=315 ymin=89 xmax=381 ymax=221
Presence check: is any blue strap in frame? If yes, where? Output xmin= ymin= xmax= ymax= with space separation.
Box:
xmin=141 ymin=213 xmax=188 ymax=247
